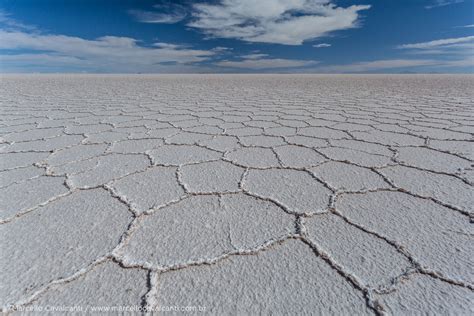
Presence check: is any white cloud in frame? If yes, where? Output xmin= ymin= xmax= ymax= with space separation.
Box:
xmin=313 ymin=43 xmax=331 ymax=48
xmin=425 ymin=0 xmax=464 ymax=9
xmin=128 ymin=10 xmax=185 ymax=24
xmin=0 ymin=10 xmax=37 ymax=31
xmin=1 ymin=53 xmax=86 ymax=66
xmin=398 ymin=36 xmax=474 ymax=49
xmin=153 ymin=42 xmax=185 ymax=49
xmin=216 ymin=57 xmax=318 ymax=69
xmin=212 ymin=46 xmax=233 ymax=52
xmin=240 ymin=53 xmax=269 ymax=59
xmin=317 ymin=59 xmax=438 ymax=73
xmin=437 ymin=56 xmax=474 ymax=67
xmin=188 ymin=0 xmax=370 ymax=45
xmin=395 ymin=36 xmax=474 ymax=71
xmin=0 ymin=30 xmax=218 ymax=72
xmin=128 ymin=3 xmax=186 ymax=24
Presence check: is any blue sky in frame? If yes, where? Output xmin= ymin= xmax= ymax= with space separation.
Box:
xmin=1 ymin=0 xmax=473 ymax=73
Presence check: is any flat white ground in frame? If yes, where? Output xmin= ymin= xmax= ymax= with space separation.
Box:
xmin=0 ymin=74 xmax=473 ymax=315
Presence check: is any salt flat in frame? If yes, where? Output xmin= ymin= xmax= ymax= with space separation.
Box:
xmin=0 ymin=74 xmax=473 ymax=314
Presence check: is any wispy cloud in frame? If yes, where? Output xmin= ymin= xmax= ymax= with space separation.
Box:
xmin=129 ymin=3 xmax=186 ymax=24
xmin=397 ymin=35 xmax=474 ymax=65
xmin=187 ymin=0 xmax=370 ymax=45
xmin=0 ymin=30 xmax=218 ymax=72
xmin=239 ymin=53 xmax=269 ymax=59
xmin=153 ymin=42 xmax=186 ymax=49
xmin=212 ymin=46 xmax=233 ymax=52
xmin=425 ymin=0 xmax=464 ymax=9
xmin=394 ymin=36 xmax=474 ymax=71
xmin=437 ymin=56 xmax=474 ymax=67
xmin=313 ymin=43 xmax=331 ymax=48
xmin=0 ymin=10 xmax=37 ymax=31
xmin=314 ymin=36 xmax=474 ymax=72
xmin=398 ymin=36 xmax=474 ymax=49
xmin=317 ymin=59 xmax=438 ymax=73
xmin=216 ymin=56 xmax=318 ymax=69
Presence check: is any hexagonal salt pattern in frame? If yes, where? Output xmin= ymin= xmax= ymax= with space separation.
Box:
xmin=1 ymin=75 xmax=472 ymax=314
xmin=243 ymin=169 xmax=332 ymax=215
xmin=154 ymin=239 xmax=372 ymax=315
xmin=119 ymin=194 xmax=295 ymax=268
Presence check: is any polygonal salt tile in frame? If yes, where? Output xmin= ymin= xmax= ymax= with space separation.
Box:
xmin=305 ymin=213 xmax=411 ymax=287
xmin=252 ymin=115 xmax=279 ymax=121
xmin=265 ymin=126 xmax=297 ymax=136
xmin=115 ymin=126 xmax=149 ymax=136
xmin=449 ymin=125 xmax=474 ymax=133
xmin=374 ymin=274 xmax=473 ymax=315
xmin=65 ymin=124 xmax=112 ymax=134
xmin=225 ymin=147 xmax=279 ymax=168
xmin=149 ymin=145 xmax=222 ymax=166
xmin=298 ymin=126 xmax=349 ymax=139
xmin=0 ymin=166 xmax=44 ymax=188
xmin=277 ymin=119 xmax=308 ymax=128
xmin=307 ymin=116 xmax=344 ymax=125
xmin=238 ymin=135 xmax=286 ymax=148
xmin=30 ymin=261 xmax=147 ymax=309
xmin=111 ymin=167 xmax=184 ymax=214
xmin=318 ymin=147 xmax=392 ymax=168
xmin=198 ymin=135 xmax=240 ymax=152
xmin=1 ymin=135 xmax=84 ymax=153
xmin=311 ymin=161 xmax=390 ymax=192
xmin=73 ymin=117 xmax=102 ymax=125
xmin=332 ymin=122 xmax=374 ymax=132
xmin=45 ymin=144 xmax=108 ymax=166
xmin=0 ymin=189 xmax=132 ymax=305
xmin=154 ymin=239 xmax=371 ymax=315
xmin=337 ymin=191 xmax=473 ymax=283
xmin=225 ymin=127 xmax=263 ymax=136
xmin=284 ymin=135 xmax=328 ymax=148
xmin=243 ymin=169 xmax=331 ymax=215
xmin=428 ymin=140 xmax=474 ymax=160
xmin=49 ymin=157 xmax=100 ymax=176
xmin=166 ymin=132 xmax=213 ymax=145
xmin=3 ymin=127 xmax=64 ymax=142
xmin=68 ymin=154 xmax=150 ymax=188
xmin=120 ymin=194 xmax=294 ymax=267
xmin=129 ymin=121 xmax=164 ymax=129
xmin=396 ymin=147 xmax=472 ymax=175
xmin=220 ymin=115 xmax=249 ymax=123
xmin=405 ymin=126 xmax=471 ymax=140
xmin=184 ymin=125 xmax=224 ymax=134
xmin=109 ymin=138 xmax=163 ymax=153
xmin=380 ymin=165 xmax=472 ymax=212
xmin=84 ymin=131 xmax=129 ymax=143
xmin=0 ymin=176 xmax=69 ymax=220
xmin=352 ymin=130 xmax=425 ymax=146
xmin=179 ymin=160 xmax=244 ymax=193
xmin=103 ymin=116 xmax=142 ymax=124
xmin=329 ymin=139 xmax=393 ymax=156
xmin=37 ymin=119 xmax=70 ymax=128
xmin=0 ymin=123 xmax=36 ymax=135
xmin=115 ymin=119 xmax=157 ymax=128
xmin=245 ymin=120 xmax=280 ymax=128
xmin=374 ymin=123 xmax=410 ymax=133
xmin=170 ymin=119 xmax=200 ymax=129
xmin=219 ymin=122 xmax=246 ymax=130
xmin=147 ymin=128 xmax=181 ymax=138
xmin=0 ymin=152 xmax=50 ymax=171
xmin=198 ymin=118 xmax=224 ymax=126
xmin=274 ymin=145 xmax=326 ymax=168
